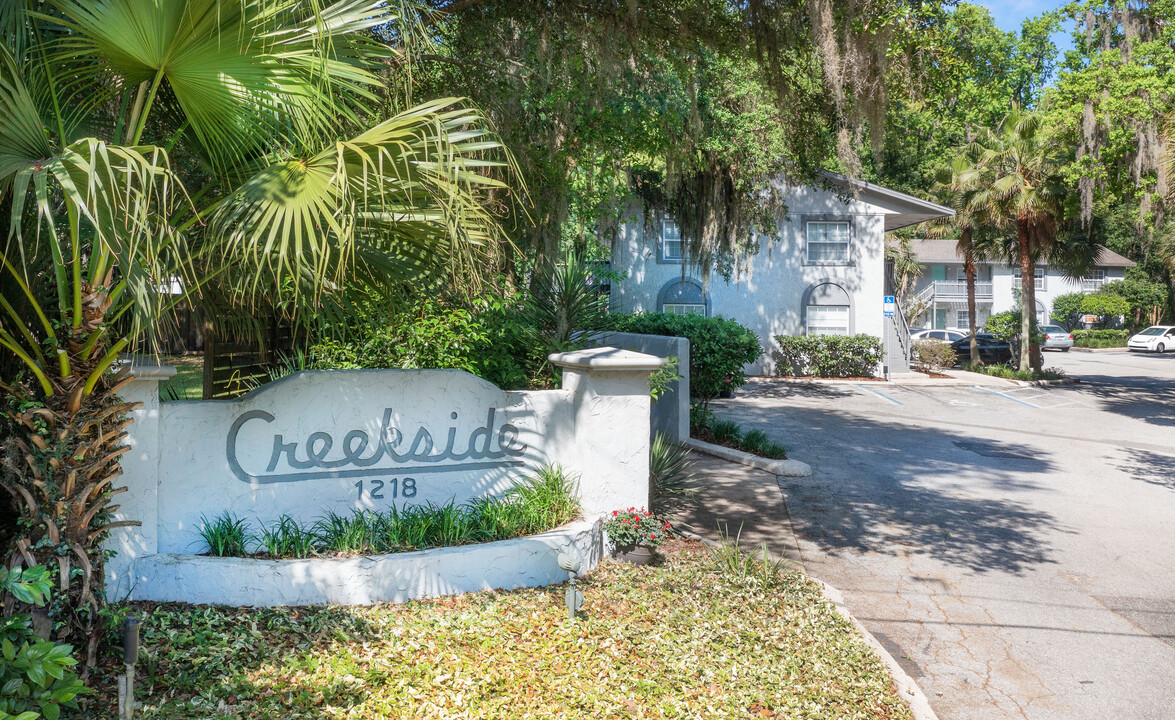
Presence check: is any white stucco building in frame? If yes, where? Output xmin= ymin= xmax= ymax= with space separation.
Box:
xmin=609 ymin=174 xmax=953 ymax=374
xmin=900 ymin=238 xmax=1136 ymax=330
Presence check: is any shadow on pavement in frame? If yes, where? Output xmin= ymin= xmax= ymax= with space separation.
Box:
xmin=709 ymin=397 xmax=1066 ymax=575
xmin=1110 ymin=448 xmax=1175 ymax=492
xmin=1070 ymin=353 xmax=1175 ymax=426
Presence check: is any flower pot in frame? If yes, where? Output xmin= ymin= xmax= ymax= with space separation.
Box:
xmin=613 ymin=545 xmax=655 ymax=565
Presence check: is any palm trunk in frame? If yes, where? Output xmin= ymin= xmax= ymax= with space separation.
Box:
xmin=2 ymin=281 xmax=139 ymax=671
xmin=963 ymin=230 xmax=980 ymax=366
xmin=1017 ymin=223 xmax=1033 ymax=371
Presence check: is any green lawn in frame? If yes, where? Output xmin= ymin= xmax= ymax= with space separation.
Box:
xmin=158 ymin=357 xmax=203 ymax=401
xmin=89 ymin=541 xmax=911 ymax=719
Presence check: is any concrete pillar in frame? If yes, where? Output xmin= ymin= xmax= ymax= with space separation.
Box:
xmin=104 ymin=360 xmax=174 ymax=600
xmin=548 ymin=347 xmax=663 ymax=517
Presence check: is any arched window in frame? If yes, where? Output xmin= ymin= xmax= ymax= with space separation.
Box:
xmin=803 ymin=281 xmax=852 ymax=336
xmin=657 ymin=278 xmax=708 ymax=316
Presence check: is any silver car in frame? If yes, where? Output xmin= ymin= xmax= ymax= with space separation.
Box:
xmin=1040 ymin=325 xmax=1073 ymax=351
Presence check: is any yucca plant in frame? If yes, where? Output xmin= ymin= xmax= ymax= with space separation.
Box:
xmin=0 ymin=0 xmax=513 ymax=666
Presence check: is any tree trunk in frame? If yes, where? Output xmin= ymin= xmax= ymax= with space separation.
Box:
xmin=964 ymin=231 xmax=981 ymax=366
xmin=1017 ymin=223 xmax=1034 ymax=371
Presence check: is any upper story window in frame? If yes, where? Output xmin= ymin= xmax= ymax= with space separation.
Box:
xmin=1013 ymin=266 xmax=1046 ymax=291
xmin=661 ymin=219 xmax=683 ymax=260
xmin=1081 ymin=269 xmax=1105 ymax=290
xmin=805 ymin=221 xmax=851 ymax=264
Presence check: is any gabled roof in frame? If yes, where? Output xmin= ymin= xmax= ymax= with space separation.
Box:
xmin=821 ymin=171 xmax=955 ymax=231
xmin=1092 ymin=245 xmax=1136 ymax=268
xmin=889 ymin=238 xmax=1137 ymax=268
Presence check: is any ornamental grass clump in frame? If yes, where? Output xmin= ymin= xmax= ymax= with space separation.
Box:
xmin=603 ymin=508 xmax=672 ymax=549
xmin=198 ymin=513 xmax=249 ymax=558
xmin=194 ymin=465 xmax=581 ymax=558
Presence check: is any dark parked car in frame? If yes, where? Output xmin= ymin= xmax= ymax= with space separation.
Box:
xmin=950 ymin=334 xmax=1013 ymax=366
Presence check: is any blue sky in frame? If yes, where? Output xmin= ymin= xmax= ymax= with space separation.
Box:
xmin=980 ymin=0 xmax=1075 ymax=56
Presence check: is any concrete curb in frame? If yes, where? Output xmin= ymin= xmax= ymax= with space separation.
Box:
xmin=1070 ymin=347 xmax=1128 ymax=353
xmin=1012 ymin=377 xmax=1081 ymax=387
xmin=684 ymin=438 xmax=812 ymax=477
xmin=675 ymin=529 xmax=939 ymax=720
xmin=814 ymin=579 xmax=941 ymax=720
xmin=750 ymin=376 xmax=886 ymax=385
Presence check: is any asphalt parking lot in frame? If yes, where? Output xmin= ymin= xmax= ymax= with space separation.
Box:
xmin=709 ymin=349 xmax=1175 ymax=720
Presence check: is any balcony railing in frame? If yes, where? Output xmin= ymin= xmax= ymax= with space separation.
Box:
xmin=918 ymin=281 xmax=993 ymax=301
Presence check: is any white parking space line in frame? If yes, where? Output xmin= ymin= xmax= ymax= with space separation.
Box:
xmin=969 ymin=385 xmax=1039 ymax=408
xmin=855 ymin=383 xmax=904 ymax=405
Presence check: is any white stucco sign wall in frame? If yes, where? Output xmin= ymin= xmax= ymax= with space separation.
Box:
xmin=107 ymin=347 xmax=662 ymax=606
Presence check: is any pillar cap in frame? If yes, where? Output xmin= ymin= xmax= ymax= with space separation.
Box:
xmin=119 ymin=355 xmax=178 ymax=381
xmin=548 ymin=346 xmax=665 ymax=371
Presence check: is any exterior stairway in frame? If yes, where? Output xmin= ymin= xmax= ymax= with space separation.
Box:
xmin=883 ymin=297 xmax=912 ymax=376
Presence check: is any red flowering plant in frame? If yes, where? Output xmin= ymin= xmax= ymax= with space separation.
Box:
xmin=602 ymin=507 xmax=672 ymax=549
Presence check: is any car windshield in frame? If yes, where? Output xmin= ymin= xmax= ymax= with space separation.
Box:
xmin=1042 ymin=326 xmax=1063 ymax=333
xmin=1138 ymin=327 xmax=1165 ymax=336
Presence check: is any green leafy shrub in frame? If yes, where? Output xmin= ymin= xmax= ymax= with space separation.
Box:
xmin=602 ymin=312 xmax=762 ymax=406
xmin=1072 ymin=328 xmax=1129 ymax=348
xmin=984 ymin=311 xmax=1044 ymax=350
xmin=1080 ymin=292 xmax=1131 ymax=327
xmin=912 ymin=340 xmax=957 ymax=371
xmin=773 ymin=335 xmax=884 ymax=378
xmin=602 ymin=507 xmax=671 ymax=549
xmin=1050 ymin=292 xmax=1086 ymax=330
xmin=309 ymin=295 xmax=536 ymax=389
xmin=0 ymin=567 xmax=87 ymax=720
xmin=689 ymin=404 xmax=716 ymax=434
xmin=962 ymin=363 xmax=1066 ymax=381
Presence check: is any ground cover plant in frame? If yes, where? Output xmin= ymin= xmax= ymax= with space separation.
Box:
xmin=85 ymin=540 xmax=913 ymax=719
xmin=961 ymin=363 xmax=1066 ymax=382
xmin=774 ymin=335 xmax=885 ymax=378
xmin=690 ymin=411 xmax=787 ymax=460
xmin=199 ymin=466 xmax=579 ymax=558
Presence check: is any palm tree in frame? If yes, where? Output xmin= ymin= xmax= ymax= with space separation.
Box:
xmin=969 ymin=112 xmax=1066 ymax=371
xmin=0 ymin=0 xmax=512 ymax=664
xmin=934 ymin=154 xmax=1003 ymax=366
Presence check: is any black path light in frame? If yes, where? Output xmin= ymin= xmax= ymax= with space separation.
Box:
xmin=557 ymin=553 xmax=584 ymax=620
xmin=118 ymin=616 xmax=142 ymax=719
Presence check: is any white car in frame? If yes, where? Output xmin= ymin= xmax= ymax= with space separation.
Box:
xmin=1127 ymin=325 xmax=1175 ymax=353
xmin=911 ymin=329 xmax=968 ymax=343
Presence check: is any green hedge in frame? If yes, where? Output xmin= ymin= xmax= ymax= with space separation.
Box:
xmin=601 ymin=312 xmax=762 ymax=404
xmin=1072 ymin=328 xmax=1129 ymax=348
xmin=773 ymin=335 xmax=884 ymax=378
xmin=309 ymin=296 xmax=540 ymax=389
xmin=1072 ymin=329 xmax=1129 ymax=340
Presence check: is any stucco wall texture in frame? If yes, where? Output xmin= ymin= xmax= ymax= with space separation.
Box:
xmin=611 ymin=186 xmax=889 ymax=375
xmin=106 ymin=351 xmax=660 ymax=606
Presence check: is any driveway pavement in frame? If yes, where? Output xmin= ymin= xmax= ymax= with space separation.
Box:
xmin=707 ymin=350 xmax=1175 ymax=720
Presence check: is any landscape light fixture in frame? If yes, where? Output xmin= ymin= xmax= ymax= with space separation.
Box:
xmin=557 ymin=552 xmax=584 ymax=620
xmin=118 ymin=616 xmax=142 ymax=719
